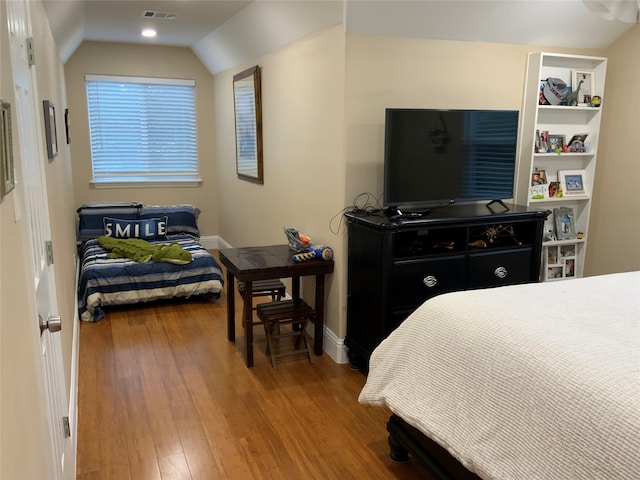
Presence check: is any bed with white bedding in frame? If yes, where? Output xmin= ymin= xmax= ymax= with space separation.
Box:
xmin=359 ymin=271 xmax=640 ymax=480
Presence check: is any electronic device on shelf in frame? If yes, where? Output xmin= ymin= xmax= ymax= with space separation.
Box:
xmin=383 ymin=108 xmax=519 ymax=218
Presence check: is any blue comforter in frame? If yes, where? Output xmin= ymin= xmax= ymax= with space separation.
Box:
xmin=78 ymin=234 xmax=224 ymax=321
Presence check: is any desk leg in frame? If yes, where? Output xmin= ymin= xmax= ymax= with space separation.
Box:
xmin=292 ymin=276 xmax=300 ymax=302
xmin=314 ymin=274 xmax=325 ymax=356
xmin=226 ymin=271 xmax=235 ymax=342
xmin=243 ymin=281 xmax=254 ymax=368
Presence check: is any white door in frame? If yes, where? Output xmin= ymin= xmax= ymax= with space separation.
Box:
xmin=6 ymin=0 xmax=69 ymax=478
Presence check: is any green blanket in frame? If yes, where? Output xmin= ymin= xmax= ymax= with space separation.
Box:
xmin=97 ymin=235 xmax=192 ymax=264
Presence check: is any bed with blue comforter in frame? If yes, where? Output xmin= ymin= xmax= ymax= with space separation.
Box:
xmin=77 ymin=202 xmax=224 ymax=322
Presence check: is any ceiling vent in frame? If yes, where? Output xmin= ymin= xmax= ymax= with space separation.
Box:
xmin=141 ymin=10 xmax=180 ymax=20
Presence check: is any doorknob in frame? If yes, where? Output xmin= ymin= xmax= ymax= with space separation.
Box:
xmin=39 ymin=315 xmax=62 ymax=334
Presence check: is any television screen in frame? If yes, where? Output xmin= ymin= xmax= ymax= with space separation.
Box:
xmin=383 ymin=108 xmax=519 ymax=209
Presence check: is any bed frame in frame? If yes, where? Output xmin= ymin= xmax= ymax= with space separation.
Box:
xmin=361 ymin=272 xmax=640 ymax=480
xmin=387 ymin=414 xmax=481 ymax=480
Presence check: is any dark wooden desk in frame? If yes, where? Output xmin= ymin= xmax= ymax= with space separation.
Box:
xmin=218 ymin=244 xmax=334 ymax=367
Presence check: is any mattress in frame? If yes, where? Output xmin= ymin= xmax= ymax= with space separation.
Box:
xmin=78 ymin=234 xmax=224 ymax=321
xmin=359 ymin=271 xmax=640 ymax=479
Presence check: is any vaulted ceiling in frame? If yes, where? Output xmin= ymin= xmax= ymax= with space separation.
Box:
xmin=43 ymin=0 xmax=637 ymax=74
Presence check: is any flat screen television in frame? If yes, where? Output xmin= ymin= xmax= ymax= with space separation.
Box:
xmin=383 ymin=108 xmax=519 ymax=212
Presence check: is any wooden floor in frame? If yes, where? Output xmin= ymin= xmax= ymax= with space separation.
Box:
xmin=76 ymin=253 xmax=436 ymax=480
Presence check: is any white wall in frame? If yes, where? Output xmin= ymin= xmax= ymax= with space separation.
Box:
xmin=65 ymin=42 xmax=220 ymax=236
xmin=1 ymin=0 xmax=77 ymax=477
xmin=213 ymin=26 xmax=347 ymax=338
xmin=586 ymin=25 xmax=640 ymax=275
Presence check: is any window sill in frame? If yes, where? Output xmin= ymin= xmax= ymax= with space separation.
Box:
xmin=90 ymin=178 xmax=203 ymax=189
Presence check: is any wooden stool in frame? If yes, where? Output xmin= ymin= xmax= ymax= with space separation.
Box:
xmin=238 ymin=279 xmax=286 ymax=327
xmin=256 ymin=299 xmax=315 ymax=368
xmin=238 ymin=279 xmax=286 ymax=304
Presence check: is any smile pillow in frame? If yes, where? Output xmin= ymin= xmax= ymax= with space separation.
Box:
xmin=103 ymin=216 xmax=168 ymax=240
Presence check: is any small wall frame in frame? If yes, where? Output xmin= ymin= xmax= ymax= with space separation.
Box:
xmin=1 ymin=100 xmax=15 ymax=197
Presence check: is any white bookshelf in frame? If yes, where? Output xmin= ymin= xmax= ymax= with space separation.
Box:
xmin=515 ymin=52 xmax=607 ymax=281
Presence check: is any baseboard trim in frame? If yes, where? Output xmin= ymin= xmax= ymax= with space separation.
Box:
xmin=199 ymin=235 xmax=230 ymax=250
xmin=322 ymin=325 xmax=349 ymax=364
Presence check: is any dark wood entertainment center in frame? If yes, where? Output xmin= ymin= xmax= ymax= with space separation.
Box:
xmin=345 ymin=203 xmax=549 ymax=369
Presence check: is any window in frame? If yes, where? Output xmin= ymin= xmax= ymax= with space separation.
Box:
xmin=85 ymin=75 xmax=200 ymax=187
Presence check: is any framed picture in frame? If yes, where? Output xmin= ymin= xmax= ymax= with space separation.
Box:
xmin=43 ymin=100 xmax=58 ymax=160
xmin=546 ymin=265 xmax=564 ymax=280
xmin=554 ymin=206 xmax=576 ymax=240
xmin=568 ymin=133 xmax=588 ymax=152
xmin=531 ymin=169 xmax=547 ymax=186
xmin=560 ymin=244 xmax=576 ymax=258
xmin=564 ymin=258 xmax=576 ymax=278
xmin=1 ymin=99 xmax=15 ymax=197
xmin=548 ymin=134 xmax=565 ymax=152
xmin=529 ymin=169 xmax=550 ymax=199
xmin=572 ymin=70 xmax=595 ymax=106
xmin=535 ymin=130 xmax=550 ymax=153
xmin=559 ymin=169 xmax=587 ymax=196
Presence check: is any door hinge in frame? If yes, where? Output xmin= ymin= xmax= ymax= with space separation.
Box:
xmin=62 ymin=416 xmax=71 ymax=438
xmin=27 ymin=37 xmax=35 ymax=66
xmin=45 ymin=240 xmax=54 ymax=265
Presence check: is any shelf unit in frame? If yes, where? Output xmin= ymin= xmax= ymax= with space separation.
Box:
xmin=515 ymin=52 xmax=607 ymax=281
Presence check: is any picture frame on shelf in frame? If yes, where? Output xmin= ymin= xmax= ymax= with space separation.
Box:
xmin=547 ymin=265 xmax=564 ymax=280
xmin=572 ymin=70 xmax=595 ymax=106
xmin=544 ymin=244 xmax=562 ymax=279
xmin=531 ymin=169 xmax=547 ymax=186
xmin=560 ymin=244 xmax=576 ymax=258
xmin=1 ymin=99 xmax=15 ymax=197
xmin=529 ymin=168 xmax=549 ymax=199
xmin=548 ymin=181 xmax=559 ymax=198
xmin=544 ymin=244 xmax=577 ymax=281
xmin=554 ymin=207 xmax=576 ymax=240
xmin=548 ymin=134 xmax=565 ymax=152
xmin=568 ymin=133 xmax=588 ymax=152
xmin=564 ymin=258 xmax=576 ymax=277
xmin=559 ymin=169 xmax=587 ymax=196
xmin=43 ymin=100 xmax=58 ymax=160
xmin=535 ymin=130 xmax=550 ymax=153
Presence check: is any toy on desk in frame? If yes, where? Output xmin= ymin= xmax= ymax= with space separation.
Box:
xmin=292 ymin=245 xmax=333 ymax=263
xmin=283 ymin=226 xmax=311 ymax=252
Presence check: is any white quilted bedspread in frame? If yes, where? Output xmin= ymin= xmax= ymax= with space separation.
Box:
xmin=359 ymin=271 xmax=640 ymax=480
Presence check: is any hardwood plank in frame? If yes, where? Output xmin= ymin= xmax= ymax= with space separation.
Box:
xmin=158 ymin=453 xmax=191 ymax=480
xmin=76 ymin=251 xmax=437 ymax=480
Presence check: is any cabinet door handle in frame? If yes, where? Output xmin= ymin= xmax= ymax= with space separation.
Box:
xmin=423 ymin=275 xmax=438 ymax=288
xmin=494 ymin=266 xmax=508 ymax=278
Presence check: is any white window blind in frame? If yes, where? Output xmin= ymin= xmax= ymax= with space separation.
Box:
xmin=85 ymin=75 xmax=199 ymax=186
